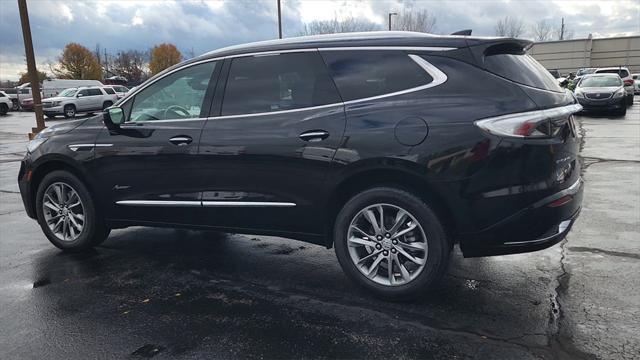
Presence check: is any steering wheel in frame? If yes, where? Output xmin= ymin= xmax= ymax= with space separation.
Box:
xmin=163 ymin=105 xmax=191 ymax=119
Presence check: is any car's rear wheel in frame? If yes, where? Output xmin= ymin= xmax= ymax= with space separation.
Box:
xmin=63 ymin=105 xmax=76 ymax=118
xmin=11 ymin=99 xmax=19 ymax=111
xmin=35 ymin=170 xmax=109 ymax=251
xmin=334 ymin=187 xmax=450 ymax=300
xmin=0 ymin=103 xmax=8 ymax=115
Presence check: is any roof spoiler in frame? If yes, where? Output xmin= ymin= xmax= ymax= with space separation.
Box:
xmin=451 ymin=29 xmax=472 ymax=36
xmin=465 ymin=38 xmax=533 ymax=65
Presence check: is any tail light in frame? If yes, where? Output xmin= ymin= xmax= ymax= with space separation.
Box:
xmin=623 ymin=79 xmax=634 ymax=86
xmin=474 ymin=104 xmax=582 ymax=139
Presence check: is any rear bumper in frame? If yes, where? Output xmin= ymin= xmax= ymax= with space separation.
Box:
xmin=459 ymin=178 xmax=583 ymax=257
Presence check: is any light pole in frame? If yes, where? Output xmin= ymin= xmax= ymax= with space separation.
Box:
xmin=277 ymin=0 xmax=283 ymax=39
xmin=388 ymin=12 xmax=397 ymax=31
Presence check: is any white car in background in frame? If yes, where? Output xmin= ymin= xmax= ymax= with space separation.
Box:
xmin=105 ymin=85 xmax=130 ymax=99
xmin=41 ymin=86 xmax=118 ymax=119
xmin=0 ymin=91 xmax=12 ymax=115
xmin=594 ymin=67 xmax=634 ymax=105
xmin=632 ymin=73 xmax=640 ymax=95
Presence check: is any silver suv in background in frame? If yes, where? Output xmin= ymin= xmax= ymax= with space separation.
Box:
xmin=594 ymin=67 xmax=634 ymax=105
xmin=42 ymin=87 xmax=118 ymax=119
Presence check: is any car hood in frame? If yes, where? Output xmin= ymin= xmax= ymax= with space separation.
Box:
xmin=42 ymin=96 xmax=68 ymax=102
xmin=578 ymin=86 xmax=621 ymax=93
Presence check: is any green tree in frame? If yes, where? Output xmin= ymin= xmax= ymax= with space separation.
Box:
xmin=149 ymin=43 xmax=182 ymax=75
xmin=54 ymin=43 xmax=102 ymax=80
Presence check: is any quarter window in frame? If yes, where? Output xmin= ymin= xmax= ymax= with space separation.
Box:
xmin=129 ymin=61 xmax=217 ymax=122
xmin=320 ymin=51 xmax=433 ymax=102
xmin=221 ymin=52 xmax=341 ymax=116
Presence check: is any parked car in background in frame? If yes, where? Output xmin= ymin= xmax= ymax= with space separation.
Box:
xmin=19 ymin=32 xmax=584 ymax=299
xmin=632 ymin=73 xmax=639 ymax=95
xmin=0 ymin=91 xmax=12 ymax=115
xmin=105 ymin=85 xmax=130 ymax=99
xmin=575 ymin=74 xmax=627 ymax=116
xmin=19 ymin=79 xmax=104 ymax=99
xmin=548 ymin=69 xmax=561 ymax=78
xmin=41 ymin=86 xmax=118 ymax=119
xmin=593 ymin=67 xmax=634 ymax=105
xmin=20 ymin=97 xmax=36 ymax=111
xmin=0 ymin=88 xmax=20 ymax=110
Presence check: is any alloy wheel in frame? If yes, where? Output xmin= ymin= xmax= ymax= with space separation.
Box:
xmin=347 ymin=203 xmax=428 ymax=286
xmin=42 ymin=182 xmax=85 ymax=241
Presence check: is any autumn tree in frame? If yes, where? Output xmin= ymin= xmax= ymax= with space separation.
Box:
xmin=149 ymin=44 xmax=182 ymax=75
xmin=53 ymin=43 xmax=102 ymax=80
xmin=18 ymin=70 xmax=48 ymax=85
xmin=495 ymin=16 xmax=525 ymax=38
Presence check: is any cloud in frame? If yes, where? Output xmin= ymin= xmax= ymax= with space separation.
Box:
xmin=1 ymin=0 xmax=638 ymax=81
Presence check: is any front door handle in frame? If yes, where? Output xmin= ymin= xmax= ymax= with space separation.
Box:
xmin=299 ymin=130 xmax=329 ymax=142
xmin=169 ymin=135 xmax=193 ymax=146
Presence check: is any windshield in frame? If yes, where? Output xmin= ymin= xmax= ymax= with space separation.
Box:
xmin=59 ymin=88 xmax=77 ymax=97
xmin=580 ymin=76 xmax=622 ymax=88
xmin=576 ymin=68 xmax=595 ymax=77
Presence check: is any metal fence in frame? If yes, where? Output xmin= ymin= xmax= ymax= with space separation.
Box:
xmin=529 ymin=35 xmax=640 ymax=75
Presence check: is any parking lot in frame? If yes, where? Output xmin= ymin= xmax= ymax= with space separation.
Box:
xmin=0 ymin=106 xmax=638 ymax=359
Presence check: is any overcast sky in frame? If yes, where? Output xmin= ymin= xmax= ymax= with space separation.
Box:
xmin=1 ymin=0 xmax=638 ymax=81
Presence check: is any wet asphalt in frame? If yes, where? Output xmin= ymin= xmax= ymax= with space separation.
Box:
xmin=0 ymin=106 xmax=638 ymax=359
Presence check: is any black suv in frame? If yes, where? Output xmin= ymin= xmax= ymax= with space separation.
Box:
xmin=19 ymin=32 xmax=583 ymax=299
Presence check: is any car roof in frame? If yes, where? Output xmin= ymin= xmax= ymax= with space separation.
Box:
xmin=582 ymin=73 xmax=621 ymax=79
xmin=595 ymin=67 xmax=629 ymax=71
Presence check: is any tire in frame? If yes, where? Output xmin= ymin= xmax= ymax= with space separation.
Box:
xmin=63 ymin=104 xmax=76 ymax=118
xmin=35 ymin=170 xmax=109 ymax=251
xmin=334 ymin=187 xmax=450 ymax=300
xmin=628 ymin=95 xmax=634 ymax=106
xmin=618 ymin=106 xmax=627 ymax=116
xmin=0 ymin=103 xmax=8 ymax=115
xmin=11 ymin=99 xmax=19 ymax=111
xmin=102 ymin=101 xmax=113 ymax=109
xmin=45 ymin=114 xmax=56 ymax=119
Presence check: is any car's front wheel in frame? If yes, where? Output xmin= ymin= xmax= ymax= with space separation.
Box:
xmin=334 ymin=187 xmax=450 ymax=300
xmin=63 ymin=104 xmax=76 ymax=118
xmin=0 ymin=103 xmax=8 ymax=115
xmin=35 ymin=170 xmax=110 ymax=251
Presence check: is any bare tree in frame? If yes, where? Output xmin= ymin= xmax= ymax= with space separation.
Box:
xmin=299 ymin=17 xmax=380 ymax=35
xmin=495 ymin=16 xmax=525 ymax=38
xmin=112 ymin=50 xmax=149 ymax=84
xmin=392 ymin=9 xmax=437 ymax=33
xmin=554 ymin=25 xmax=574 ymax=40
xmin=532 ymin=20 xmax=553 ymax=42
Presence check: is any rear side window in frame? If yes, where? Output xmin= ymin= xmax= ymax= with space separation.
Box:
xmin=103 ymin=87 xmax=116 ymax=94
xmin=321 ymin=51 xmax=433 ymax=101
xmin=483 ymin=54 xmax=562 ymax=92
xmin=87 ymin=88 xmax=103 ymax=96
xmin=596 ymin=69 xmax=630 ymax=78
xmin=222 ymin=52 xmax=340 ymax=116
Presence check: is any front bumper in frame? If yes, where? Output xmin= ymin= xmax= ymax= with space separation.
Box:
xmin=43 ymin=105 xmax=64 ymax=116
xmin=459 ymin=178 xmax=584 ymax=257
xmin=577 ymin=96 xmax=625 ymax=111
xmin=18 ymin=159 xmax=37 ymax=219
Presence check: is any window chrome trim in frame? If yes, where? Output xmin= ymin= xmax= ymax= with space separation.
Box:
xmin=121 ymin=117 xmax=209 ymax=125
xmin=202 ymin=201 xmax=296 ymax=207
xmin=116 ymin=200 xmax=297 ymax=207
xmin=210 ymin=103 xmax=343 ymax=120
xmin=68 ymin=143 xmax=113 ymax=151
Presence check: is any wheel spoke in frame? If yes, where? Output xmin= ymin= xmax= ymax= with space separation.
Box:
xmin=394 ymin=254 xmax=411 ymax=281
xmin=68 ymin=220 xmax=76 ymax=238
xmin=364 ymin=209 xmax=382 ymax=235
xmin=348 ymin=237 xmax=377 ymax=248
xmin=388 ymin=209 xmax=408 ymax=236
xmin=65 ymin=192 xmax=78 ymax=206
xmin=54 ymin=184 xmax=65 ymax=204
xmin=391 ymin=222 xmax=417 ymax=239
xmin=350 ymin=225 xmax=375 ymax=240
xmin=396 ymin=246 xmax=425 ymax=265
xmin=44 ymin=194 xmax=60 ymax=209
xmin=366 ymin=253 xmax=384 ymax=278
xmin=68 ymin=214 xmax=82 ymax=231
xmin=44 ymin=201 xmax=60 ymax=212
xmin=357 ymin=250 xmax=383 ymax=264
xmin=387 ymin=256 xmax=394 ymax=285
xmin=396 ymin=241 xmax=425 ymax=251
xmin=377 ymin=205 xmax=385 ymax=232
xmin=52 ymin=217 xmax=64 ymax=232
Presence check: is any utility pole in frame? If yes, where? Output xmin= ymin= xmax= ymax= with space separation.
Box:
xmin=17 ymin=0 xmax=45 ymax=138
xmin=277 ymin=0 xmax=282 ymax=39
xmin=560 ymin=18 xmax=565 ymax=40
xmin=388 ymin=12 xmax=397 ymax=31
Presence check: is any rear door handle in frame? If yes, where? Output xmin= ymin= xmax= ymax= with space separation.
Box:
xmin=299 ymin=130 xmax=329 ymax=142
xmin=169 ymin=135 xmax=193 ymax=146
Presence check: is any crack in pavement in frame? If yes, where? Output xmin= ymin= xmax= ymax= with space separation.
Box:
xmin=567 ymin=246 xmax=640 ymax=260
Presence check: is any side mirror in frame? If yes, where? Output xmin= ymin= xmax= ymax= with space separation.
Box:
xmin=76 ymin=93 xmax=83 ymax=98
xmin=103 ymin=107 xmax=124 ymax=130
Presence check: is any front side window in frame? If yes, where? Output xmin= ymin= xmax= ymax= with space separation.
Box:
xmin=320 ymin=50 xmax=433 ymax=102
xmin=59 ymin=88 xmax=77 ymax=97
xmin=78 ymin=89 xmax=90 ymax=97
xmin=129 ymin=61 xmax=217 ymax=122
xmin=221 ymin=52 xmax=341 ymax=116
